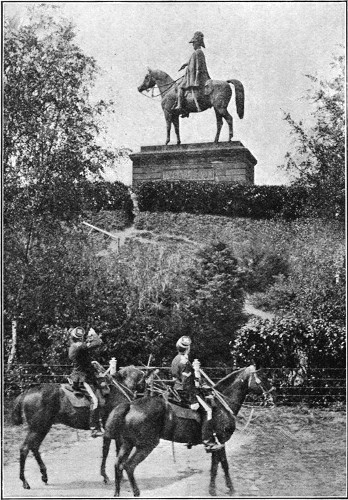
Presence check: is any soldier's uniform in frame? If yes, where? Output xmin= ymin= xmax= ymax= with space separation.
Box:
xmin=171 ymin=336 xmax=224 ymax=452
xmin=68 ymin=327 xmax=104 ymax=437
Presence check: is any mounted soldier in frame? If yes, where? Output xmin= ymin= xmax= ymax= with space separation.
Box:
xmin=174 ymin=31 xmax=211 ymax=116
xmin=171 ymin=335 xmax=224 ymax=452
xmin=68 ymin=326 xmax=104 ymax=437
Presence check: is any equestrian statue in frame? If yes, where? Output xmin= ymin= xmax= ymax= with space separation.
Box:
xmin=138 ymin=31 xmax=244 ymax=145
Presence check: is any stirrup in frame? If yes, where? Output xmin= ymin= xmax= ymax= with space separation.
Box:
xmin=91 ymin=427 xmax=104 ymax=438
xmin=203 ymin=441 xmax=224 ymax=453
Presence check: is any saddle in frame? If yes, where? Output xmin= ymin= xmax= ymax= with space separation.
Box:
xmin=61 ymin=383 xmax=91 ymax=408
xmin=168 ymin=400 xmax=201 ymax=423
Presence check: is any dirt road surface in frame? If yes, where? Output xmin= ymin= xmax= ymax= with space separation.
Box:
xmin=3 ymin=407 xmax=346 ymax=498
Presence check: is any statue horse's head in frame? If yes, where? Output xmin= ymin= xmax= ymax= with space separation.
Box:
xmin=138 ymin=68 xmax=156 ymax=93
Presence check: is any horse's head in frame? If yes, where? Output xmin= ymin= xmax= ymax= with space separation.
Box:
xmin=138 ymin=68 xmax=156 ymax=93
xmin=245 ymin=365 xmax=275 ymax=406
xmin=115 ymin=365 xmax=146 ymax=395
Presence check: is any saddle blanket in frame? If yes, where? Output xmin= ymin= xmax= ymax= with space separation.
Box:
xmin=61 ymin=384 xmax=90 ymax=408
xmin=169 ymin=401 xmax=201 ymax=423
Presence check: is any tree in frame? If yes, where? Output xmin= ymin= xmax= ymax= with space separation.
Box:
xmin=3 ymin=6 xmax=118 ymax=364
xmin=280 ymin=48 xmax=345 ymax=219
xmin=182 ymin=242 xmax=247 ymax=365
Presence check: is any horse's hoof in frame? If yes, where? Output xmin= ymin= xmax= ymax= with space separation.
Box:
xmin=23 ymin=482 xmax=30 ymax=490
xmin=103 ymin=475 xmax=109 ymax=484
xmin=209 ymin=487 xmax=217 ymax=496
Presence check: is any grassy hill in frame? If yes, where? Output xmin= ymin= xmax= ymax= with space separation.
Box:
xmin=126 ymin=211 xmax=345 ymax=316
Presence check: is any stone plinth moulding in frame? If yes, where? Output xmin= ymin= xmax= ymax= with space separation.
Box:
xmin=130 ymin=141 xmax=257 ymax=187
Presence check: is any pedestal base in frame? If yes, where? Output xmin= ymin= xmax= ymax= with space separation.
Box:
xmin=130 ymin=141 xmax=257 ymax=187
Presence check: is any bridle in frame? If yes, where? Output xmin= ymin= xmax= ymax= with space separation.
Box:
xmin=248 ymin=367 xmax=275 ymax=407
xmin=139 ymin=73 xmax=183 ymax=99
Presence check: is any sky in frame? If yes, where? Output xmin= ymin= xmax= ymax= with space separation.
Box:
xmin=4 ymin=1 xmax=346 ymax=185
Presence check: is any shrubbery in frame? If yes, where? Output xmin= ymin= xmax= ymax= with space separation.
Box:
xmin=233 ymin=316 xmax=345 ymax=369
xmin=81 ymin=180 xmax=133 ymax=216
xmin=232 ymin=314 xmax=346 ymax=406
xmin=135 ymin=181 xmax=308 ymax=219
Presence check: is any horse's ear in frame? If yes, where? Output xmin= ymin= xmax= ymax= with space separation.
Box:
xmin=147 ymin=66 xmax=152 ymax=73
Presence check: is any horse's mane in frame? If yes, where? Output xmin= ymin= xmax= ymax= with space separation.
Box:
xmin=149 ymin=68 xmax=174 ymax=83
xmin=214 ymin=366 xmax=251 ymax=392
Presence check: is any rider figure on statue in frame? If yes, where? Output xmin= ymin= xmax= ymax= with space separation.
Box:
xmin=171 ymin=336 xmax=224 ymax=452
xmin=68 ymin=326 xmax=104 ymax=438
xmin=174 ymin=31 xmax=211 ymax=116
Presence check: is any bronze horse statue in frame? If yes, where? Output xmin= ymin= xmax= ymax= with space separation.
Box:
xmin=11 ymin=365 xmax=145 ymax=490
xmin=102 ymin=365 xmax=273 ymax=497
xmin=138 ymin=68 xmax=244 ymax=145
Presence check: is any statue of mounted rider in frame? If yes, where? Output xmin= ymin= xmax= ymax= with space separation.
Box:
xmin=174 ymin=31 xmax=211 ymax=117
xmin=138 ymin=31 xmax=245 ymax=144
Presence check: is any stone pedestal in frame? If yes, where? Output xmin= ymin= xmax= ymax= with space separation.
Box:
xmin=130 ymin=141 xmax=257 ymax=187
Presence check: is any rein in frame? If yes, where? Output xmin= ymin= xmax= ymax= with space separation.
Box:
xmin=140 ymin=76 xmax=183 ymax=99
xmin=110 ymin=377 xmax=135 ymax=402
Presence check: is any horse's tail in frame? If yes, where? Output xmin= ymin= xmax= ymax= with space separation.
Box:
xmin=12 ymin=393 xmax=25 ymax=425
xmin=227 ymin=79 xmax=244 ymax=119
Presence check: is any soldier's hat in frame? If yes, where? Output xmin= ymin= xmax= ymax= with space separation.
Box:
xmin=70 ymin=327 xmax=85 ymax=341
xmin=189 ymin=31 xmax=205 ymax=48
xmin=176 ymin=336 xmax=192 ymax=349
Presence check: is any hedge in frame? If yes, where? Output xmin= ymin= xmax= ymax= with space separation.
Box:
xmin=4 ymin=180 xmax=134 ymax=223
xmin=231 ymin=315 xmax=346 ymax=407
xmin=135 ymin=181 xmax=309 ymax=220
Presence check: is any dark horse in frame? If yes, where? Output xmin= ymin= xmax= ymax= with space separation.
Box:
xmin=138 ymin=68 xmax=244 ymax=145
xmin=102 ymin=365 xmax=273 ymax=497
xmin=11 ymin=365 xmax=145 ymax=489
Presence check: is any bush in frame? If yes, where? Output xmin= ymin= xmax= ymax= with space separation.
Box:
xmin=81 ymin=180 xmax=133 ymax=217
xmin=232 ymin=314 xmax=346 ymax=406
xmin=135 ymin=181 xmax=308 ymax=219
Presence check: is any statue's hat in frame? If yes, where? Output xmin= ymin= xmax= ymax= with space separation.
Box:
xmin=189 ymin=31 xmax=205 ymax=48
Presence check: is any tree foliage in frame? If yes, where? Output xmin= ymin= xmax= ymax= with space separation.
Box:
xmin=281 ymin=48 xmax=345 ymax=218
xmin=178 ymin=242 xmax=247 ymax=365
xmin=3 ymin=7 xmax=120 ymax=364
xmin=4 ymin=7 xmax=117 ymax=226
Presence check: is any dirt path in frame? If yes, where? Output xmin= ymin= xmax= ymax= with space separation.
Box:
xmin=3 ymin=430 xmax=253 ymax=498
xmin=3 ymin=408 xmax=346 ymax=498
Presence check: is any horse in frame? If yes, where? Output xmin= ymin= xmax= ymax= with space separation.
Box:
xmin=102 ymin=365 xmax=274 ymax=497
xmin=138 ymin=68 xmax=244 ymax=145
xmin=11 ymin=364 xmax=145 ymax=490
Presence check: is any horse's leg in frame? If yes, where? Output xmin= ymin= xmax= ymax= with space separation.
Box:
xmin=101 ymin=436 xmax=111 ymax=484
xmin=164 ymin=111 xmax=172 ymax=145
xmin=220 ymin=108 xmax=234 ymax=141
xmin=114 ymin=441 xmax=133 ymax=497
xmin=20 ymin=427 xmax=51 ymax=489
xmin=209 ymin=450 xmax=219 ymax=496
xmin=172 ymin=114 xmax=181 ymax=145
xmin=124 ymin=442 xmax=159 ymax=497
xmin=219 ymin=447 xmax=234 ymax=494
xmin=32 ymin=449 xmax=48 ymax=485
xmin=19 ymin=434 xmax=31 ymax=489
xmin=214 ymin=109 xmax=223 ymax=143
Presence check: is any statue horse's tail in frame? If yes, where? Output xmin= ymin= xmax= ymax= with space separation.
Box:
xmin=227 ymin=79 xmax=244 ymax=119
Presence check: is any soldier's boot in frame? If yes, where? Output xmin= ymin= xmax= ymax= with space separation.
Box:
xmin=90 ymin=409 xmax=104 ymax=438
xmin=202 ymin=417 xmax=224 ymax=453
xmin=173 ymin=88 xmax=184 ymax=112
